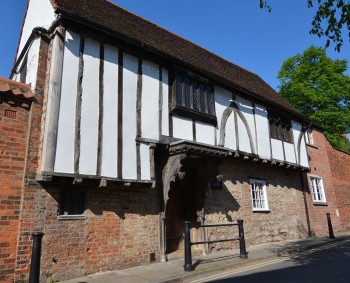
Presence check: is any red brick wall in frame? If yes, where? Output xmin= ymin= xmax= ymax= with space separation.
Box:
xmin=326 ymin=138 xmax=350 ymax=231
xmin=304 ymin=129 xmax=340 ymax=236
xmin=14 ymin=35 xmax=51 ymax=283
xmin=306 ymin=129 xmax=350 ymax=236
xmin=0 ymin=98 xmax=30 ymax=283
xmin=15 ymin=181 xmax=160 ymax=282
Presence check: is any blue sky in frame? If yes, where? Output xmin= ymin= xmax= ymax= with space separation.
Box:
xmin=0 ymin=0 xmax=349 ymax=92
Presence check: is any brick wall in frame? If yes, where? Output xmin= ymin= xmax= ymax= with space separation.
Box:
xmin=306 ymin=129 xmax=350 ymax=236
xmin=204 ymin=161 xmax=309 ymax=250
xmin=15 ymin=181 xmax=160 ymax=282
xmin=304 ymin=129 xmax=340 ymax=236
xmin=326 ymin=137 xmax=350 ymax=231
xmin=0 ymin=98 xmax=30 ymax=283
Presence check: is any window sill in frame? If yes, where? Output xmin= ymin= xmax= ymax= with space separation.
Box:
xmin=312 ymin=202 xmax=328 ymax=206
xmin=171 ymin=105 xmax=217 ymax=126
xmin=252 ymin=209 xmax=270 ymax=213
xmin=58 ymin=215 xmax=87 ymax=220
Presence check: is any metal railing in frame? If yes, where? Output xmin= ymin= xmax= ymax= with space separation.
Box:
xmin=183 ymin=219 xmax=248 ymax=271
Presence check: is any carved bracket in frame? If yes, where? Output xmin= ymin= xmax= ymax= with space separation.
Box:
xmin=162 ymin=153 xmax=187 ymax=205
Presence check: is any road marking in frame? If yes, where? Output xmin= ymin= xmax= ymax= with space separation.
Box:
xmin=189 ymin=257 xmax=290 ymax=283
xmin=188 ymin=239 xmax=350 ymax=283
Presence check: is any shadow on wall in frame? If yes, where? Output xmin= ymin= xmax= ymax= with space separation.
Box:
xmin=42 ymin=176 xmax=159 ymax=219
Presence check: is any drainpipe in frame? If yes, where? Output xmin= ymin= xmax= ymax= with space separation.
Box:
xmin=11 ymin=14 xmax=62 ymax=78
xmin=300 ymin=171 xmax=312 ymax=237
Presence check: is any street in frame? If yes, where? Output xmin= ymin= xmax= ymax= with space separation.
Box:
xmin=189 ymin=240 xmax=350 ymax=283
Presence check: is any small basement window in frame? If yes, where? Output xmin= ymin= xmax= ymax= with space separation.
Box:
xmin=58 ymin=187 xmax=86 ymax=220
xmin=172 ymin=73 xmax=216 ymax=124
xmin=250 ymin=178 xmax=269 ymax=211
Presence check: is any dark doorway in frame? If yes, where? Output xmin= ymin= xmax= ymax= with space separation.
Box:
xmin=165 ymin=159 xmax=210 ymax=255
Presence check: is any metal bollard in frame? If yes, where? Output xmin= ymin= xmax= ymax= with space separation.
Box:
xmin=183 ymin=221 xmax=194 ymax=271
xmin=326 ymin=213 xmax=335 ymax=239
xmin=29 ymin=232 xmax=44 ymax=283
xmin=237 ymin=219 xmax=248 ymax=258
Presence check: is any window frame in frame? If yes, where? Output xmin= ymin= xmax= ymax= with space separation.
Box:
xmin=305 ymin=128 xmax=314 ymax=145
xmin=250 ymin=178 xmax=269 ymax=212
xmin=171 ymin=73 xmax=217 ymax=125
xmin=309 ymin=175 xmax=327 ymax=204
xmin=58 ymin=187 xmax=87 ymax=220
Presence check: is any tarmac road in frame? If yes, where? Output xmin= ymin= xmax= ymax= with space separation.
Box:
xmin=188 ymin=240 xmax=350 ymax=283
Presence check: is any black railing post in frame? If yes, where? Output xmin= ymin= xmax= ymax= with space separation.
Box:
xmin=326 ymin=213 xmax=335 ymax=239
xmin=237 ymin=219 xmax=248 ymax=258
xmin=183 ymin=221 xmax=194 ymax=271
xmin=29 ymin=232 xmax=44 ymax=283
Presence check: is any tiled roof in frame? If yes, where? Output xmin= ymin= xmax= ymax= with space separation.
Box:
xmin=50 ymin=0 xmax=304 ymax=118
xmin=0 ymin=77 xmax=34 ymax=101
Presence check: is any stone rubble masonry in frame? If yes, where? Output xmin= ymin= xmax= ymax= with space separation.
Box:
xmin=306 ymin=129 xmax=350 ymax=236
xmin=204 ymin=161 xmax=309 ymax=252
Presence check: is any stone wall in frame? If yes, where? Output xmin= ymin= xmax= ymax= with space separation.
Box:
xmin=204 ymin=161 xmax=309 ymax=251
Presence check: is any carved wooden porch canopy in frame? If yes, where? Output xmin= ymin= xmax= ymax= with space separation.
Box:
xmin=161 ymin=141 xmax=231 ymax=205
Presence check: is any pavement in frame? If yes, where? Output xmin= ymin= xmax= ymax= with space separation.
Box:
xmin=60 ymin=230 xmax=350 ymax=283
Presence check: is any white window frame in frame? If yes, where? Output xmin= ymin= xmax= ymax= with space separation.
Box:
xmin=305 ymin=128 xmax=314 ymax=145
xmin=309 ymin=175 xmax=326 ymax=204
xmin=250 ymin=178 xmax=269 ymax=211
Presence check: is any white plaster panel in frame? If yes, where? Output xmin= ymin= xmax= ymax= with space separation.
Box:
xmin=292 ymin=121 xmax=302 ymax=164
xmin=271 ymin=139 xmax=284 ymax=161
xmin=284 ymin=142 xmax=296 ymax=163
xmin=196 ymin=121 xmax=215 ymax=145
xmin=236 ymin=95 xmax=256 ymax=154
xmin=101 ymin=45 xmax=119 ymax=178
xmin=140 ymin=143 xmax=151 ymax=181
xmin=299 ymin=136 xmax=309 ymax=167
xmin=79 ymin=39 xmax=100 ymax=175
xmin=18 ymin=0 xmax=55 ymax=57
xmin=161 ymin=68 xmax=169 ymax=137
xmin=292 ymin=121 xmax=310 ymax=167
xmin=255 ymin=104 xmax=270 ymax=159
xmin=25 ymin=38 xmax=40 ymax=87
xmin=225 ymin=115 xmax=237 ymax=150
xmin=214 ymin=86 xmax=232 ymax=145
xmin=122 ymin=53 xmax=138 ymax=180
xmin=54 ymin=31 xmax=80 ymax=173
xmin=141 ymin=60 xmax=159 ymax=140
xmin=172 ymin=115 xmax=193 ymax=141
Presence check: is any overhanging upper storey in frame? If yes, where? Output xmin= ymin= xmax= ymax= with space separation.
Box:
xmin=32 ymin=0 xmax=311 ymax=183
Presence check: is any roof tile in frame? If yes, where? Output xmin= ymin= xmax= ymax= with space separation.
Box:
xmin=0 ymin=77 xmax=35 ymax=101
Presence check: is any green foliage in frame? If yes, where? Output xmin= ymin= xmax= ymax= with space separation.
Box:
xmin=277 ymin=46 xmax=350 ymax=152
xmin=260 ymin=0 xmax=350 ymax=52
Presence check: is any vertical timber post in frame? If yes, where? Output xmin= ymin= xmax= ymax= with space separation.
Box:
xmin=237 ymin=219 xmax=248 ymax=258
xmin=29 ymin=232 xmax=44 ymax=283
xmin=184 ymin=221 xmax=194 ymax=271
xmin=326 ymin=213 xmax=335 ymax=239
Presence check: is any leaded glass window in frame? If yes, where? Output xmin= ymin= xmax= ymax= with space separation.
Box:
xmin=268 ymin=113 xmax=293 ymax=143
xmin=174 ymin=74 xmax=215 ymax=116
